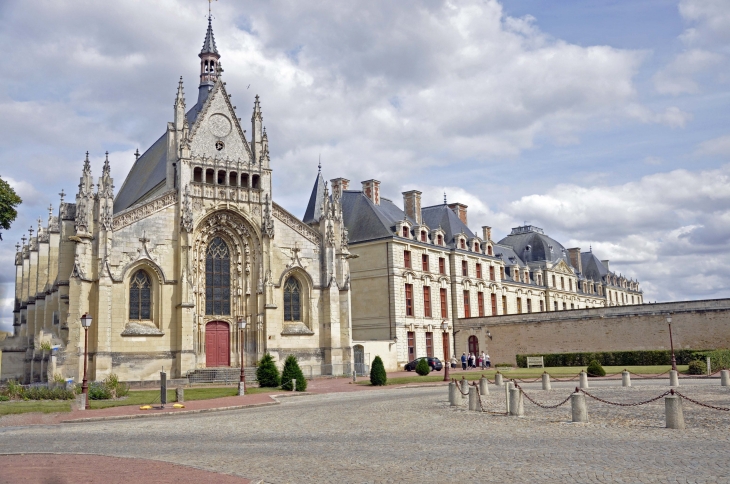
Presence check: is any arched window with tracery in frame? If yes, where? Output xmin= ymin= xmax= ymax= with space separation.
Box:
xmin=129 ymin=270 xmax=151 ymax=320
xmin=283 ymin=277 xmax=302 ymax=322
xmin=206 ymin=237 xmax=230 ymax=315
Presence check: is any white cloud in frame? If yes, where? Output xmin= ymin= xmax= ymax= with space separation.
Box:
xmin=653 ymin=49 xmax=723 ymax=95
xmin=697 ymin=134 xmax=730 ymax=157
xmin=678 ymin=0 xmax=730 ymax=47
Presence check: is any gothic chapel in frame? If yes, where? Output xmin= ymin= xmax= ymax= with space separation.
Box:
xmin=2 ymin=18 xmax=354 ymax=382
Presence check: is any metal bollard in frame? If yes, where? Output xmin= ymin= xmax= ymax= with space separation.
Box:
xmin=449 ymin=381 xmax=458 ymax=406
xmin=176 ymin=387 xmax=185 ymax=403
xmin=665 ymin=393 xmax=685 ymax=429
xmin=579 ymin=371 xmax=589 ymax=389
xmin=292 ymin=379 xmax=296 ymax=391
xmin=495 ymin=373 xmax=503 ymax=386
xmin=160 ymin=370 xmax=167 ymax=405
xmin=542 ymin=372 xmax=551 ymax=391
xmin=718 ymin=369 xmax=729 ymax=385
xmin=468 ymin=386 xmax=479 ymax=411
xmin=669 ymin=370 xmax=679 ymax=387
xmin=508 ymin=387 xmax=524 ymax=416
xmin=352 ymin=371 xmax=357 ymax=382
xmin=571 ymin=391 xmax=588 ymax=423
xmin=479 ymin=376 xmax=489 ymax=396
xmin=622 ymin=370 xmax=631 ymax=387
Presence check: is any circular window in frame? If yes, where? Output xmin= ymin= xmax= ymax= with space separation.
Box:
xmin=215 ymin=140 xmax=224 ymax=151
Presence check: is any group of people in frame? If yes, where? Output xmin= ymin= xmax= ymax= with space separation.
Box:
xmin=456 ymin=351 xmax=490 ymax=370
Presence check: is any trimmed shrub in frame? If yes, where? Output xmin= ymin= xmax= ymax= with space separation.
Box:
xmin=370 ymin=356 xmax=387 ymax=386
xmin=516 ymin=349 xmax=710 ymax=368
xmin=586 ymin=360 xmax=605 ymax=377
xmin=256 ymin=353 xmax=281 ymax=388
xmin=688 ymin=359 xmax=707 ymax=375
xmin=103 ymin=374 xmax=129 ymax=398
xmin=88 ymin=382 xmax=112 ymax=400
xmin=17 ymin=386 xmax=75 ymax=401
xmin=697 ymin=350 xmax=730 ymax=371
xmin=280 ymin=355 xmax=307 ymax=391
xmin=494 ymin=363 xmax=513 ymax=368
xmin=415 ymin=358 xmax=430 ymax=376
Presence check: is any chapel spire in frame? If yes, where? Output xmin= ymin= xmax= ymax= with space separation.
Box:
xmin=198 ymin=16 xmax=222 ymax=105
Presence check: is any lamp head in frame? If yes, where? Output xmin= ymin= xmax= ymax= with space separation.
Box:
xmin=441 ymin=320 xmax=449 ymax=331
xmin=666 ymin=315 xmax=672 ymax=324
xmin=237 ymin=318 xmax=247 ymax=330
xmin=80 ymin=313 xmax=92 ymax=328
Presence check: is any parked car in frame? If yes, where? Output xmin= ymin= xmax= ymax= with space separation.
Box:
xmin=404 ymin=357 xmax=443 ymax=372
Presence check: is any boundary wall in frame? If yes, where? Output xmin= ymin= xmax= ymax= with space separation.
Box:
xmin=455 ymin=299 xmax=730 ymax=365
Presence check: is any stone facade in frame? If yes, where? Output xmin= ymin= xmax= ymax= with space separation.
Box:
xmin=454 ymin=298 xmax=730 ymax=365
xmin=1 ymin=19 xmax=353 ymax=383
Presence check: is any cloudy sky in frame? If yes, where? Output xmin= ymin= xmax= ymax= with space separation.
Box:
xmin=1 ymin=0 xmax=729 ymax=331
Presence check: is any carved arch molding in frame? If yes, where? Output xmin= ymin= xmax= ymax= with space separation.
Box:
xmin=192 ymin=211 xmax=260 ymax=321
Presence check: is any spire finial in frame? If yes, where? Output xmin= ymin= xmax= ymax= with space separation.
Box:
xmin=134 ymin=149 xmax=140 ymax=161
xmin=28 ymin=226 xmax=34 ymax=237
xmin=59 ymin=189 xmax=65 ymax=204
xmin=443 ymin=192 xmax=447 ymax=205
xmin=208 ymin=0 xmax=217 ymax=18
xmin=318 ymin=154 xmax=321 ymax=173
xmin=48 ymin=204 xmax=53 ymax=218
xmin=15 ymin=242 xmax=20 ymax=252
xmin=21 ymin=235 xmax=26 ymax=246
xmin=82 ymin=151 xmax=91 ymax=174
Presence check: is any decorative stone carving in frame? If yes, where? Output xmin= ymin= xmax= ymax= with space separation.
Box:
xmin=100 ymin=204 xmax=113 ymax=231
xmin=262 ymin=194 xmax=274 ymax=238
xmin=181 ymin=185 xmax=194 ymax=232
xmin=60 ymin=203 xmax=76 ymax=221
xmin=112 ymin=190 xmax=178 ymax=231
xmin=272 ymin=203 xmax=321 ymax=244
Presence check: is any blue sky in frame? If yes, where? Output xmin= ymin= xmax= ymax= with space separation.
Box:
xmin=1 ymin=0 xmax=729 ymax=332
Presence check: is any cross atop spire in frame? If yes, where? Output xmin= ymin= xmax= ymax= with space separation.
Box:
xmin=82 ymin=151 xmax=91 ymax=175
xmin=201 ymin=14 xmax=219 ymax=55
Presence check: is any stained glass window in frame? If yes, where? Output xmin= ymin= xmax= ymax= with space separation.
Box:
xmin=129 ymin=270 xmax=151 ymax=320
xmin=283 ymin=277 xmax=301 ymax=321
xmin=206 ymin=237 xmax=230 ymax=315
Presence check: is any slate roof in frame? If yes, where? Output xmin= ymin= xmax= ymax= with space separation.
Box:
xmin=497 ymin=229 xmax=567 ymax=264
xmin=581 ymin=251 xmax=609 ymax=282
xmin=114 ymin=106 xmax=203 ymax=213
xmin=201 ymin=17 xmax=219 ymax=55
xmin=340 ymin=191 xmax=413 ymax=244
xmin=492 ymin=243 xmax=525 ymax=267
xmin=421 ymin=204 xmax=475 ymax=246
xmin=302 ymin=171 xmax=326 ymax=224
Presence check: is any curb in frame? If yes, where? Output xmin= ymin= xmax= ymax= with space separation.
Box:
xmin=61 ymin=399 xmax=279 ymax=424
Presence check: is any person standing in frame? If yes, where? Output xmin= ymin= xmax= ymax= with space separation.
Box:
xmin=485 ymin=353 xmax=491 ymax=369
xmin=461 ymin=352 xmax=467 ymax=371
xmin=480 ymin=351 xmax=487 ymax=369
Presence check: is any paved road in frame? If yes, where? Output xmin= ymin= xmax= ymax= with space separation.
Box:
xmin=1 ymin=382 xmax=729 ymax=483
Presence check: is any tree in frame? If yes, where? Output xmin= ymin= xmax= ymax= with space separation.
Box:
xmin=370 ymin=355 xmax=387 ymax=386
xmin=256 ymin=353 xmax=280 ymax=387
xmin=280 ymin=355 xmax=307 ymax=391
xmin=0 ymin=176 xmax=21 ymax=241
xmin=415 ymin=358 xmax=430 ymax=376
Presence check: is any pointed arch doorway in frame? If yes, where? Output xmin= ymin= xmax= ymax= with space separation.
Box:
xmin=205 ymin=321 xmax=230 ymax=367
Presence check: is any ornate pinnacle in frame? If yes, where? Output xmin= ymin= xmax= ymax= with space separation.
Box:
xmin=21 ymin=235 xmax=27 ymax=245
xmin=15 ymin=242 xmax=20 ymax=252
xmin=83 ymin=151 xmax=91 ymax=174
xmin=48 ymin=204 xmax=53 ymax=218
xmin=103 ymin=151 xmax=110 ymax=175
xmin=58 ymin=189 xmax=65 ymax=204
xmin=28 ymin=226 xmax=34 ymax=237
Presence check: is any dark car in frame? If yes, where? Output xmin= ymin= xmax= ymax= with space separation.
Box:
xmin=404 ymin=357 xmax=443 ymax=372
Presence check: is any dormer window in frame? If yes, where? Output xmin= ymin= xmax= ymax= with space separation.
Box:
xmin=420 ymin=231 xmax=427 ymax=242
xmin=437 ymin=234 xmax=444 ymax=245
xmin=460 ymin=239 xmax=466 ymax=250
xmin=402 ymin=226 xmax=409 ymax=238
xmin=487 ymin=246 xmax=493 ymax=256
xmin=474 ymin=242 xmax=479 ymax=252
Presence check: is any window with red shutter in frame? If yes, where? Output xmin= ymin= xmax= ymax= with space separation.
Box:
xmin=405 ymin=284 xmax=413 ymax=316
xmin=423 ymin=286 xmax=432 ymax=317
xmin=463 ymin=290 xmax=471 ymax=318
xmin=404 ymin=250 xmax=411 ymax=269
xmin=478 ymin=292 xmax=485 ymax=317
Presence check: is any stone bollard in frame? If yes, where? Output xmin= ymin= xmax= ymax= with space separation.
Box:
xmin=176 ymin=387 xmax=185 ymax=403
xmin=76 ymin=393 xmax=86 ymax=411
xmin=542 ymin=372 xmax=551 ymax=391
xmin=707 ymin=357 xmax=711 ymax=376
xmin=460 ymin=378 xmax=469 ymax=403
xmin=449 ymin=381 xmax=458 ymax=406
xmin=479 ymin=376 xmax=489 ymax=396
xmin=665 ymin=393 xmax=685 ymax=429
xmin=495 ymin=373 xmax=503 ymax=387
xmin=238 ymin=382 xmax=245 ymax=396
xmin=292 ymin=379 xmax=297 ymax=392
xmin=352 ymin=371 xmax=357 ymax=382
xmin=468 ymin=386 xmax=479 ymax=411
xmin=508 ymin=387 xmax=524 ymax=416
xmin=622 ymin=370 xmax=631 ymax=387
xmin=504 ymin=381 xmax=510 ymax=414
xmin=579 ymin=371 xmax=589 ymax=389
xmin=721 ymin=370 xmax=730 ymax=387
xmin=669 ymin=370 xmax=679 ymax=387
xmin=571 ymin=391 xmax=588 ymax=423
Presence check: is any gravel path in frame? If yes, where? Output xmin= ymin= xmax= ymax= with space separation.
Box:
xmin=1 ymin=382 xmax=729 ymax=483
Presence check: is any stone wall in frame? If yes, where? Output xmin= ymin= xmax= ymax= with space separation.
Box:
xmin=454 ymin=299 xmax=730 ymax=365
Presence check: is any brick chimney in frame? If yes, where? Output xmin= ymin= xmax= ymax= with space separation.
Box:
xmin=482 ymin=226 xmax=492 ymax=241
xmin=567 ymin=248 xmax=582 ymax=274
xmin=402 ymin=190 xmax=422 ymax=225
xmin=448 ymin=203 xmax=468 ymax=226
xmin=330 ymin=178 xmax=350 ymax=199
xmin=361 ymin=179 xmax=381 ymax=205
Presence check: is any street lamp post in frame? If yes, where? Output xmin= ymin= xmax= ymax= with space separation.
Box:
xmin=80 ymin=313 xmax=92 ymax=410
xmin=238 ymin=317 xmax=247 ymax=395
xmin=442 ymin=320 xmax=450 ymax=382
xmin=667 ymin=314 xmax=677 ymax=371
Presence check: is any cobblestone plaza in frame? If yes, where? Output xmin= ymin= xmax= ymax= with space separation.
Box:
xmin=1 ymin=380 xmax=729 ymax=483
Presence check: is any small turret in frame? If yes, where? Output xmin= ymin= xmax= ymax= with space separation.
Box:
xmin=198 ymin=16 xmax=221 ymax=106
xmin=251 ymin=95 xmax=263 ymax=164
xmin=174 ymin=76 xmax=186 ymax=131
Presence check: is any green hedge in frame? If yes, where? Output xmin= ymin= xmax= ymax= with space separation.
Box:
xmin=516 ymin=349 xmax=713 ymax=368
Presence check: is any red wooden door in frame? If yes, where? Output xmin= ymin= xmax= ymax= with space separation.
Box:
xmin=205 ymin=321 xmax=230 ymax=367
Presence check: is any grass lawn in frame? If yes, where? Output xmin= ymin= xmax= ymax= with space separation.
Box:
xmin=0 ymin=400 xmax=72 ymax=416
xmin=357 ymin=365 xmax=690 ymax=386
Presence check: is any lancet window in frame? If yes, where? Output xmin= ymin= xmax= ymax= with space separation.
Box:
xmin=129 ymin=270 xmax=152 ymax=320
xmin=206 ymin=237 xmax=231 ymax=315
xmin=283 ymin=277 xmax=302 ymax=322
